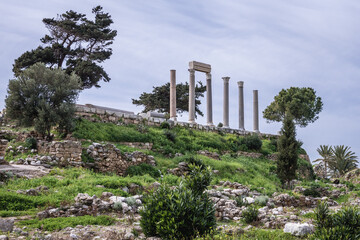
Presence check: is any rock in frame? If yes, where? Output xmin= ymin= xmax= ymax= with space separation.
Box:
xmin=0 ymin=235 xmax=8 ymax=240
xmin=0 ymin=219 xmax=14 ymax=232
xmin=124 ymin=232 xmax=135 ymax=240
xmin=283 ymin=223 xmax=314 ymax=237
xmin=244 ymin=197 xmax=255 ymax=204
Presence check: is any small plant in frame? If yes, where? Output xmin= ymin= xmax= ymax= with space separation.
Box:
xmin=303 ymin=186 xmax=321 ymax=198
xmin=25 ymin=137 xmax=37 ymax=149
xmin=125 ymin=163 xmax=160 ymax=179
xmin=242 ymin=205 xmax=259 ymax=224
xmin=113 ymin=202 xmax=122 ymax=211
xmin=163 ymin=130 xmax=176 ymax=142
xmin=243 ymin=134 xmax=262 ymax=151
xmin=160 ymin=121 xmax=170 ymax=129
xmin=126 ymin=197 xmax=136 ymax=206
xmin=217 ymin=122 xmax=223 ymax=128
xmin=255 ymin=196 xmax=269 ymax=206
xmin=235 ymin=195 xmax=248 ymax=207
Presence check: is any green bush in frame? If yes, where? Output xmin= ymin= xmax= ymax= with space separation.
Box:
xmin=113 ymin=202 xmax=122 ymax=211
xmin=160 ymin=121 xmax=170 ymax=129
xmin=313 ymin=202 xmax=360 ymax=239
xmin=125 ymin=163 xmax=160 ymax=179
xmin=140 ymin=163 xmax=216 ymax=239
xmin=25 ymin=137 xmax=37 ymax=149
xmin=235 ymin=195 xmax=248 ymax=207
xmin=163 ymin=130 xmax=176 ymax=142
xmin=255 ymin=195 xmax=269 ymax=206
xmin=242 ymin=205 xmax=259 ymax=224
xmin=0 ymin=192 xmax=46 ymax=211
xmin=303 ymin=187 xmax=321 ymax=198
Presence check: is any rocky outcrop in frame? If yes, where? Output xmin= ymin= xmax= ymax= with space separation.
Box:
xmin=344 ymin=168 xmax=360 ymax=184
xmin=197 ymin=150 xmax=220 ymax=160
xmin=87 ymin=143 xmax=156 ymax=176
xmin=0 ymin=139 xmax=8 ymax=165
xmin=273 ymin=193 xmax=337 ymax=208
xmin=284 ymin=223 xmax=314 ymax=237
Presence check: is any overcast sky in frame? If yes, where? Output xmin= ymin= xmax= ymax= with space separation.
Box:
xmin=1 ymin=0 xmax=359 ymax=162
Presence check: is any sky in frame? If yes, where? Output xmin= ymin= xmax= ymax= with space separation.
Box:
xmin=0 ymin=0 xmax=360 ymax=162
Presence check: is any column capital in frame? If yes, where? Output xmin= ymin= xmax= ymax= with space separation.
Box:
xmin=222 ymin=76 xmax=230 ymax=82
xmin=188 ymin=68 xmax=195 ymax=75
xmin=237 ymin=81 xmax=244 ymax=87
xmin=206 ymin=72 xmax=211 ymax=79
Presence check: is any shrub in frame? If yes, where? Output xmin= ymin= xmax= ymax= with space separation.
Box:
xmin=126 ymin=197 xmax=136 ymax=206
xmin=125 ymin=163 xmax=160 ymax=179
xmin=255 ymin=196 xmax=269 ymax=206
xmin=160 ymin=121 xmax=170 ymax=129
xmin=25 ymin=137 xmax=37 ymax=149
xmin=140 ymin=163 xmax=215 ymax=239
xmin=242 ymin=205 xmax=259 ymax=224
xmin=313 ymin=202 xmax=360 ymax=239
xmin=243 ymin=135 xmax=262 ymax=151
xmin=163 ymin=130 xmax=176 ymax=142
xmin=303 ymin=187 xmax=321 ymax=198
xmin=235 ymin=195 xmax=248 ymax=207
xmin=113 ymin=202 xmax=122 ymax=211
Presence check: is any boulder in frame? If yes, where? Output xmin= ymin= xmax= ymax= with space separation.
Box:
xmin=0 ymin=219 xmax=14 ymax=232
xmin=283 ymin=223 xmax=314 ymax=237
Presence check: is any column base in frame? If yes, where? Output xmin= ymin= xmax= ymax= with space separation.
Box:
xmin=207 ymin=122 xmax=214 ymax=127
xmin=170 ymin=117 xmax=177 ymax=121
xmin=222 ymin=125 xmax=229 ymax=128
xmin=239 ymin=128 xmax=245 ymax=131
xmin=188 ymin=120 xmax=196 ymax=124
xmin=254 ymin=130 xmax=260 ymax=133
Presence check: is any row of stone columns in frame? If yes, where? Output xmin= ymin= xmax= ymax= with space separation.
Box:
xmin=169 ymin=68 xmax=260 ymax=133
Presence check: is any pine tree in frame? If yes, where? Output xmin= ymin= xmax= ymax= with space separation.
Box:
xmin=276 ymin=113 xmax=299 ymax=187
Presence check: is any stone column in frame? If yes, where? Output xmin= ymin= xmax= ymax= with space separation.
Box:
xmin=170 ymin=70 xmax=177 ymax=121
xmin=206 ymin=73 xmax=213 ymax=126
xmin=238 ymin=81 xmax=244 ymax=130
xmin=253 ymin=90 xmax=260 ymax=133
xmin=188 ymin=69 xmax=196 ymax=123
xmin=222 ymin=77 xmax=230 ymax=128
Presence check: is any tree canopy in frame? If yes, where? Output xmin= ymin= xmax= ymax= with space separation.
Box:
xmin=13 ymin=6 xmax=117 ymax=89
xmin=132 ymin=81 xmax=206 ymax=118
xmin=5 ymin=63 xmax=80 ymax=138
xmin=263 ymin=87 xmax=323 ymax=127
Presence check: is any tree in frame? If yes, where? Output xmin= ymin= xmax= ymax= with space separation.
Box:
xmin=132 ymin=81 xmax=206 ymax=118
xmin=5 ymin=63 xmax=80 ymax=138
xmin=276 ymin=113 xmax=299 ymax=187
xmin=13 ymin=6 xmax=117 ymax=89
xmin=328 ymin=145 xmax=358 ymax=177
xmin=313 ymin=145 xmax=333 ymax=178
xmin=263 ymin=87 xmax=323 ymax=127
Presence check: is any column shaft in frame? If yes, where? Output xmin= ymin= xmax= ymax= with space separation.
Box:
xmin=238 ymin=81 xmax=244 ymax=130
xmin=253 ymin=90 xmax=260 ymax=133
xmin=206 ymin=73 xmax=213 ymax=126
xmin=188 ymin=69 xmax=196 ymax=123
xmin=170 ymin=70 xmax=176 ymax=121
xmin=222 ymin=77 xmax=230 ymax=128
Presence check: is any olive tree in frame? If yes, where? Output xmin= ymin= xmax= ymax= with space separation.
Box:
xmin=5 ymin=63 xmax=80 ymax=138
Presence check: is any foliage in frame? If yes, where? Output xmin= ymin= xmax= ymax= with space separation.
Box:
xmin=0 ymin=192 xmax=47 ymax=211
xmin=255 ymin=195 xmax=269 ymax=206
xmin=13 ymin=6 xmax=117 ymax=89
xmin=140 ymin=163 xmax=216 ymax=239
xmin=160 ymin=121 xmax=170 ymax=129
xmin=303 ymin=186 xmax=321 ymax=198
xmin=314 ymin=145 xmax=333 ymax=178
xmin=132 ymin=81 xmax=206 ymax=118
xmin=197 ymin=229 xmax=298 ymax=240
xmin=113 ymin=201 xmax=122 ymax=211
xmin=238 ymin=134 xmax=262 ymax=151
xmin=313 ymin=202 xmax=360 ymax=239
xmin=5 ymin=63 xmax=80 ymax=138
xmin=185 ymin=163 xmax=212 ymax=196
xmin=18 ymin=215 xmax=115 ymax=231
xmin=263 ymin=87 xmax=323 ymax=127
xmin=328 ymin=145 xmax=358 ymax=177
xmin=276 ymin=114 xmax=298 ymax=186
xmin=235 ymin=195 xmax=248 ymax=207
xmin=125 ymin=163 xmax=161 ymax=179
xmin=242 ymin=205 xmax=259 ymax=224
xmin=25 ymin=137 xmax=37 ymax=149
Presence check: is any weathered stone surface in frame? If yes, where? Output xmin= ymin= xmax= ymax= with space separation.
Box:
xmin=0 ymin=219 xmax=14 ymax=232
xmin=283 ymin=223 xmax=314 ymax=236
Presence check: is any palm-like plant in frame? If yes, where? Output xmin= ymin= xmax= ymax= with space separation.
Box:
xmin=314 ymin=145 xmax=333 ymax=178
xmin=328 ymin=145 xmax=358 ymax=177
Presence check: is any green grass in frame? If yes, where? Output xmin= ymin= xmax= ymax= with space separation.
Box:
xmin=17 ymin=215 xmax=115 ymax=231
xmin=0 ymin=167 xmax=158 ymax=214
xmin=197 ymin=229 xmax=301 ymax=240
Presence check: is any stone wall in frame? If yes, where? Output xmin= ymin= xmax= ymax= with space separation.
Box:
xmin=37 ymin=140 xmax=82 ymax=166
xmin=0 ymin=139 xmax=8 ymax=164
xmin=75 ymin=104 xmax=278 ymax=138
xmin=87 ymin=143 xmax=156 ymax=176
